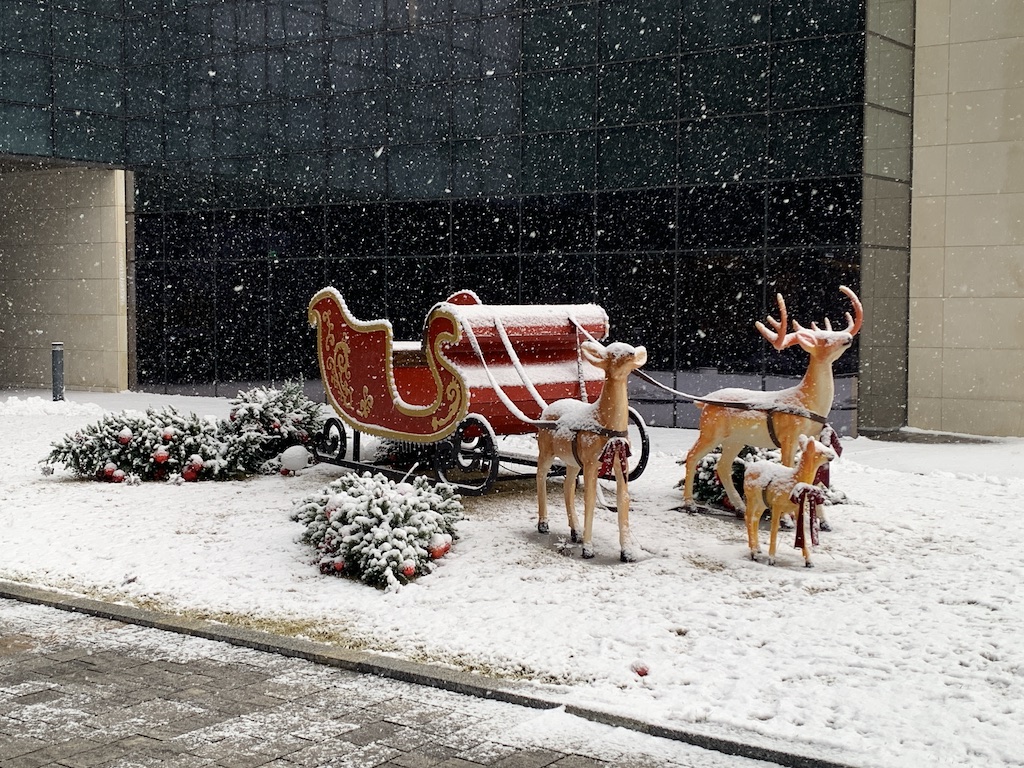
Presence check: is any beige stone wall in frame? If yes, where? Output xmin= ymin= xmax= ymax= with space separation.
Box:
xmin=0 ymin=167 xmax=128 ymax=392
xmin=910 ymin=0 xmax=1024 ymax=436
xmin=857 ymin=0 xmax=914 ymax=434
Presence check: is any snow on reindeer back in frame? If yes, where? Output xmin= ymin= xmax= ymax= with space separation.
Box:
xmin=542 ymin=398 xmax=601 ymax=438
xmin=701 ymin=385 xmax=807 ymax=410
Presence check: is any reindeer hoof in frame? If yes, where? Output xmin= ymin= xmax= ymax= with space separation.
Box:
xmin=804 ymin=560 xmax=815 ymax=568
xmin=819 ymin=520 xmax=832 ymax=532
xmin=581 ymin=546 xmax=595 ymax=559
xmin=749 ymin=550 xmax=758 ymax=561
xmin=620 ymin=550 xmax=636 ymax=563
xmin=538 ymin=521 xmax=549 ymax=534
xmin=570 ymin=528 xmax=579 ymax=543
xmin=768 ymin=556 xmax=777 ymax=566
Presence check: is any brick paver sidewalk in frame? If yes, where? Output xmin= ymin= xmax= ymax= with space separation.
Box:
xmin=0 ymin=599 xmax=767 ymax=768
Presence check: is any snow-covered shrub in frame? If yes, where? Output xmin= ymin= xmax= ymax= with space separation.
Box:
xmin=222 ymin=381 xmax=324 ymax=470
xmin=680 ymin=446 xmax=779 ymax=509
xmin=293 ymin=473 xmax=463 ymax=591
xmin=44 ymin=382 xmax=325 ymax=482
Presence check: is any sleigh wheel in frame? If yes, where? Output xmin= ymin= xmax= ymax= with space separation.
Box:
xmin=433 ymin=415 xmax=499 ymax=495
xmin=312 ymin=417 xmax=348 ymax=464
xmin=626 ymin=407 xmax=650 ymax=482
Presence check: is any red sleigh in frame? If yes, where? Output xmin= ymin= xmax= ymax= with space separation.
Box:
xmin=308 ymin=287 xmax=650 ymax=494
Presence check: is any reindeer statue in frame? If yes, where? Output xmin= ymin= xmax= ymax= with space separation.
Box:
xmin=536 ymin=340 xmax=647 ymax=562
xmin=682 ymin=286 xmax=862 ymax=514
xmin=743 ymin=435 xmax=835 ymax=567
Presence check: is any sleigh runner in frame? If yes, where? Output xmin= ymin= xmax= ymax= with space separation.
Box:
xmin=308 ymin=288 xmax=650 ymax=494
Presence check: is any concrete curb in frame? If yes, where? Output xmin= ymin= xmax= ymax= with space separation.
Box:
xmin=0 ymin=579 xmax=858 ymax=768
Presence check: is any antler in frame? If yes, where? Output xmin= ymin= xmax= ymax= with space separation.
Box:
xmin=755 ymin=293 xmax=800 ymax=350
xmin=839 ymin=285 xmax=863 ymax=337
xmin=757 ymin=287 xmax=862 ymax=349
xmin=791 ymin=286 xmax=865 ymax=337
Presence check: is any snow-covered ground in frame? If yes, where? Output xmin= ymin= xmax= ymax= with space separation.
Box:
xmin=2 ymin=389 xmax=1023 ymax=768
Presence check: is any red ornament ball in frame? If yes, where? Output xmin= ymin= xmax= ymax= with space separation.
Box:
xmin=402 ymin=564 xmax=416 ymax=578
xmin=334 ymin=560 xmax=345 ymax=572
xmin=162 ymin=427 xmax=175 ymax=441
xmin=112 ymin=469 xmax=126 ymax=483
xmin=153 ymin=448 xmax=169 ymax=464
xmin=630 ymin=661 xmax=650 ymax=677
xmin=182 ymin=468 xmax=198 ymax=482
xmin=280 ymin=467 xmax=292 ymax=476
xmin=103 ymin=462 xmax=117 ymax=479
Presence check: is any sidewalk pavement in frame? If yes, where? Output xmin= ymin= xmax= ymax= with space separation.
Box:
xmin=0 ymin=581 xmax=848 ymax=768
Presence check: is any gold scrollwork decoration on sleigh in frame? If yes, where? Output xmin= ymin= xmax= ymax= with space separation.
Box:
xmin=358 ymin=386 xmax=374 ymax=418
xmin=308 ymin=287 xmax=469 ymax=443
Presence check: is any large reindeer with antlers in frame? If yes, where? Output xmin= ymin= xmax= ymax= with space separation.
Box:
xmin=681 ymin=286 xmax=862 ymax=514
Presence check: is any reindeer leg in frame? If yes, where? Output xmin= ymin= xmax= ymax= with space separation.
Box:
xmin=682 ymin=430 xmax=719 ymax=510
xmin=717 ymin=442 xmax=746 ymax=514
xmin=614 ymin=462 xmax=634 ymax=562
xmin=800 ymin=504 xmax=814 ymax=568
xmin=581 ymin=466 xmax=598 ymax=558
xmin=536 ymin=446 xmax=552 ymax=535
xmin=768 ymin=508 xmax=782 ymax=566
xmin=779 ymin=440 xmax=799 ymax=530
xmin=818 ymin=505 xmax=831 ymax=533
xmin=744 ymin=489 xmax=764 ymax=561
xmin=564 ymin=465 xmax=580 ymax=542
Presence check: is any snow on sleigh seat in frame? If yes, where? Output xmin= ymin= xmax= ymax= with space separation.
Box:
xmin=436 ymin=290 xmax=609 ymax=436
xmin=308 ymin=287 xmax=610 ymax=443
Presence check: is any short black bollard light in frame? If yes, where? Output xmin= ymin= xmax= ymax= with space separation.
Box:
xmin=51 ymin=341 xmax=64 ymax=401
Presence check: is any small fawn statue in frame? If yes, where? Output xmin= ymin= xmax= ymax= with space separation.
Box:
xmin=743 ymin=435 xmax=835 ymax=567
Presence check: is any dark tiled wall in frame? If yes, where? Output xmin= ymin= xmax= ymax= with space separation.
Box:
xmin=121 ymin=0 xmax=868 ymax=407
xmin=0 ymin=0 xmax=125 ymax=162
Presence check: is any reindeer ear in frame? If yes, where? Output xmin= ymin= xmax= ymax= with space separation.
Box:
xmin=581 ymin=341 xmax=607 ymax=367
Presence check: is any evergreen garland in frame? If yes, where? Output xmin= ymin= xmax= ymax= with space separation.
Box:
xmin=45 ymin=382 xmax=325 ymax=483
xmin=293 ymin=473 xmax=463 ymax=591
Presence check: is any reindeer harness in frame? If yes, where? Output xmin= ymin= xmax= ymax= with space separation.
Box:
xmin=629 ymin=367 xmax=832 ymax=449
xmin=535 ymin=421 xmax=630 ymax=473
xmin=791 ymin=484 xmax=826 ymax=549
xmin=755 ymin=481 xmax=826 ymax=549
